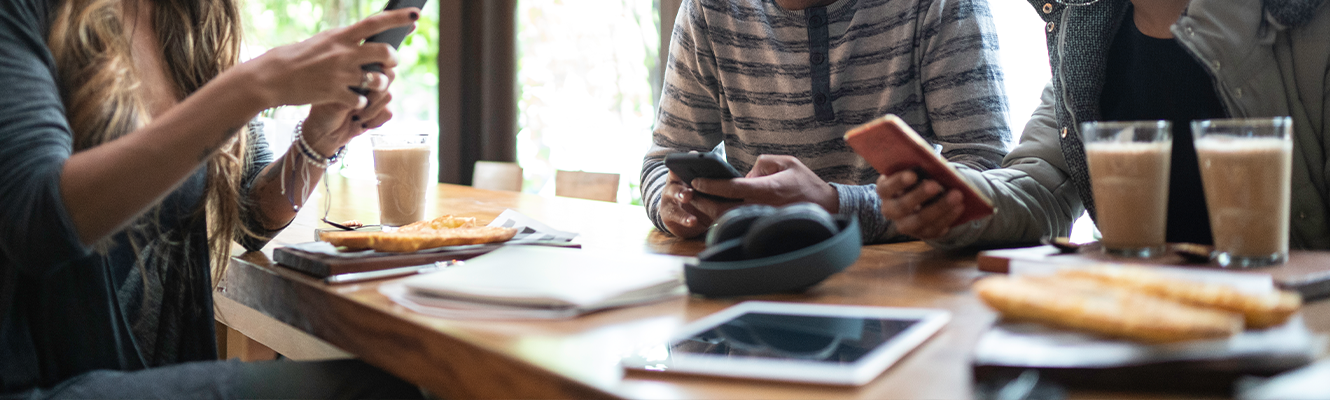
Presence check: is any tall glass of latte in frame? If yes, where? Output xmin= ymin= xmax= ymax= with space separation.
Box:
xmin=1082 ymin=120 xmax=1173 ymax=257
xmin=1193 ymin=117 xmax=1292 ymax=268
xmin=370 ymin=133 xmax=431 ymax=229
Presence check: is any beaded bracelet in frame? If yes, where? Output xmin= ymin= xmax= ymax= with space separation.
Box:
xmin=292 ymin=121 xmax=345 ymax=169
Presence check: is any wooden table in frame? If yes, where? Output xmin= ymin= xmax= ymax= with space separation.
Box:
xmin=218 ymin=176 xmax=1330 ymax=399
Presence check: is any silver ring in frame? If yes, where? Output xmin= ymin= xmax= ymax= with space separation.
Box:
xmin=358 ymin=71 xmax=373 ymax=91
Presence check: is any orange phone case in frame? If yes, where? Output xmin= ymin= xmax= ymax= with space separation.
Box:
xmin=844 ymin=115 xmax=995 ymax=226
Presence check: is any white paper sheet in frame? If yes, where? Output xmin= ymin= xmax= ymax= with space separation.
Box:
xmin=383 ymin=246 xmax=688 ymax=319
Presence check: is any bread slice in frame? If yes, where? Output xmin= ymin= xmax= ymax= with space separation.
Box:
xmin=319 ymin=215 xmax=516 ymax=253
xmin=1056 ymin=265 xmax=1302 ymax=329
xmin=974 ymin=275 xmax=1243 ymax=343
xmin=397 ymin=215 xmax=477 ymax=232
xmin=321 ymin=226 xmax=518 ymax=253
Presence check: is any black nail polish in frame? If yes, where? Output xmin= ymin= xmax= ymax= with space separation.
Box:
xmin=351 ymin=115 xmax=361 ymax=122
xmin=409 ymin=12 xmax=419 ymax=20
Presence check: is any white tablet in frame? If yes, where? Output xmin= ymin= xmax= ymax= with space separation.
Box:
xmin=621 ymin=301 xmax=950 ymax=386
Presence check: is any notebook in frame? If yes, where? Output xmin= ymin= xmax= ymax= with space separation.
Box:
xmin=387 ymin=246 xmax=687 ymax=319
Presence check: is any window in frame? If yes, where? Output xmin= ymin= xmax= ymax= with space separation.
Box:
xmin=245 ymin=0 xmax=1094 ymax=241
xmin=991 ymin=0 xmax=1097 ymax=243
xmin=515 ymin=0 xmax=659 ymax=204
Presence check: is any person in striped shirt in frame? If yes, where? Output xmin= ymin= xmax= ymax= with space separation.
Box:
xmin=641 ymin=0 xmax=1011 ymax=243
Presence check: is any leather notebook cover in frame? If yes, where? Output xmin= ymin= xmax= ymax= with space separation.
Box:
xmin=844 ymin=115 xmax=994 ymax=226
xmin=274 ymin=245 xmax=498 ymax=278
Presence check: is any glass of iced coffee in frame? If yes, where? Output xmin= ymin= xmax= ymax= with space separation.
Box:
xmin=370 ymin=133 xmax=431 ymax=229
xmin=1192 ymin=117 xmax=1292 ymax=268
xmin=1082 ymin=120 xmax=1173 ymax=257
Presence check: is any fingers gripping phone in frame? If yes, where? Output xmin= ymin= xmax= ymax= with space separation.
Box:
xmin=664 ymin=152 xmax=743 ymax=202
xmin=352 ymin=0 xmax=428 ymax=94
xmin=844 ymin=115 xmax=995 ymax=227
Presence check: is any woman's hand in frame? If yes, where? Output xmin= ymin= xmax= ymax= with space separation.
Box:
xmin=300 ymin=68 xmax=396 ymax=156
xmin=236 ymin=7 xmax=419 ymax=111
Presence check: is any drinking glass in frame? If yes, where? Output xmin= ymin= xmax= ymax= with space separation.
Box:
xmin=1081 ymin=120 xmax=1173 ymax=257
xmin=370 ymin=133 xmax=431 ymax=228
xmin=1192 ymin=117 xmax=1292 ymax=268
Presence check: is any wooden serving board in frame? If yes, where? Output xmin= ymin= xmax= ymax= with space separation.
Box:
xmin=977 ymin=243 xmax=1330 ymax=300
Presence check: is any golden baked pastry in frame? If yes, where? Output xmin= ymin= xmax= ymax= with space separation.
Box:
xmin=320 ymin=215 xmax=516 ymax=252
xmin=1056 ymin=265 xmax=1302 ymax=329
xmin=397 ymin=215 xmax=477 ymax=233
xmin=974 ymin=274 xmax=1244 ymax=343
xmin=322 ymin=226 xmax=518 ymax=253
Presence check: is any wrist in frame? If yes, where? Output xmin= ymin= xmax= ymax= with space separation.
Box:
xmin=822 ymin=183 xmax=840 ymax=214
xmin=227 ymin=61 xmax=281 ymax=110
xmin=301 ymin=128 xmax=344 ymax=157
xmin=298 ymin=110 xmax=349 ymax=156
xmin=292 ymin=121 xmax=345 ymax=168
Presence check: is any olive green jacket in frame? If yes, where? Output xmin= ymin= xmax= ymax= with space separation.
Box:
xmin=932 ymin=0 xmax=1330 ymax=250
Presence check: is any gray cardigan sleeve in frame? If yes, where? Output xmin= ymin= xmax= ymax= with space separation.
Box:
xmin=927 ymin=82 xmax=1084 ymax=249
xmin=0 ymin=1 xmax=94 ymax=277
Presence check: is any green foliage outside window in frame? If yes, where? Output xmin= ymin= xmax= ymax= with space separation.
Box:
xmin=516 ymin=0 xmax=659 ymax=204
xmin=241 ymin=0 xmax=439 ymax=122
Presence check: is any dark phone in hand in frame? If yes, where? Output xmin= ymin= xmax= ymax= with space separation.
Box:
xmin=353 ymin=0 xmax=428 ymax=94
xmin=664 ymin=152 xmax=742 ymax=202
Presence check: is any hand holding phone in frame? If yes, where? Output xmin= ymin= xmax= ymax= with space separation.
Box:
xmin=352 ymin=0 xmax=428 ymax=94
xmin=664 ymin=152 xmax=742 ymax=202
xmin=844 ymin=115 xmax=994 ymax=227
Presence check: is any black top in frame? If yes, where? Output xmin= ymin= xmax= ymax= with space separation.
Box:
xmin=0 ymin=0 xmax=273 ymax=393
xmin=1098 ymin=9 xmax=1227 ymax=245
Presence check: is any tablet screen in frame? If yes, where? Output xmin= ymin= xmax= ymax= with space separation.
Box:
xmin=668 ymin=312 xmax=921 ymax=364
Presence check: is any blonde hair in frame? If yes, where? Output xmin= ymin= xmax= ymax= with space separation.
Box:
xmin=48 ymin=0 xmax=250 ymax=286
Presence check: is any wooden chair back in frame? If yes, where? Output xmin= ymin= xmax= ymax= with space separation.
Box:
xmin=554 ymin=170 xmax=620 ymax=202
xmin=471 ymin=161 xmax=523 ymax=192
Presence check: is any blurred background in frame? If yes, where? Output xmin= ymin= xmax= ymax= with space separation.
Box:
xmin=241 ymin=0 xmax=1093 ymax=241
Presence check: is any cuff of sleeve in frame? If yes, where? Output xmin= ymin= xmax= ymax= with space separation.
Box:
xmin=830 ymin=182 xmax=900 ymax=244
xmin=923 ymin=218 xmax=989 ymax=249
xmin=921 ymin=165 xmax=990 ymax=249
xmin=11 ymin=162 xmax=94 ymax=276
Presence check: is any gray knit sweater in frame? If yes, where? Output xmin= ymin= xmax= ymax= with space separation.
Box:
xmin=640 ymin=0 xmax=1010 ymax=243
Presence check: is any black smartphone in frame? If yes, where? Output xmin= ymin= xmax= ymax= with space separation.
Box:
xmin=664 ymin=152 xmax=742 ymax=201
xmin=353 ymin=0 xmax=428 ymax=94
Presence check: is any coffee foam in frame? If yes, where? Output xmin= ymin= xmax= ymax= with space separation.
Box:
xmin=1194 ymin=137 xmax=1289 ymax=152
xmin=1084 ymin=141 xmax=1172 ymax=153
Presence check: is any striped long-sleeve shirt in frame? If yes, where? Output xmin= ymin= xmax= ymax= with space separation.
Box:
xmin=642 ymin=0 xmax=1011 ymax=243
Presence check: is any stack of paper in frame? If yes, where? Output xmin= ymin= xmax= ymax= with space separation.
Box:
xmin=380 ymin=246 xmax=688 ymax=319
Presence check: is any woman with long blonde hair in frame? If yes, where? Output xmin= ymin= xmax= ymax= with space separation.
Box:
xmin=0 ymin=0 xmax=423 ymax=397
